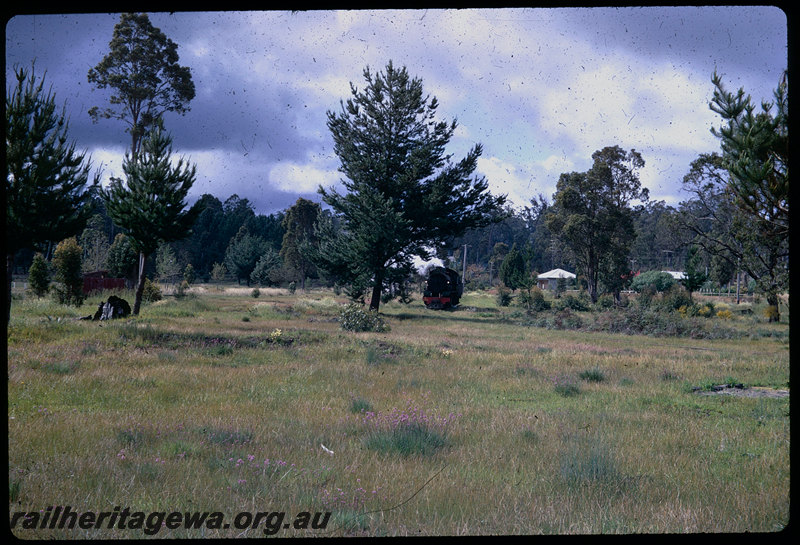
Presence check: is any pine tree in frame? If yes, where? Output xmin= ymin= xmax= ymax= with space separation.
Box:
xmin=224 ymin=227 xmax=270 ymax=286
xmin=681 ymin=246 xmax=707 ymax=299
xmin=5 ymin=65 xmax=96 ymax=326
xmin=280 ymin=198 xmax=321 ymax=291
xmin=51 ymin=237 xmax=85 ymax=306
xmin=27 ymin=253 xmax=50 ymax=297
xmin=102 ymin=122 xmax=202 ymax=314
xmin=499 ymin=244 xmax=526 ymax=291
xmin=317 ymin=61 xmax=505 ymax=311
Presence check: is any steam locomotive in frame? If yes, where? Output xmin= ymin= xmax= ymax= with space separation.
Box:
xmin=423 ymin=267 xmax=464 ymax=309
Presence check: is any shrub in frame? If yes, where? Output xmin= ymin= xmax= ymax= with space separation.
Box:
xmin=630 ymin=270 xmax=676 ymax=293
xmin=578 ymin=367 xmax=606 ymax=382
xmin=142 ymin=278 xmax=162 ymax=303
xmin=288 ymin=281 xmax=297 ymax=294
xmin=594 ymin=293 xmax=616 ymax=310
xmin=174 ymin=280 xmax=190 ymax=299
xmin=518 ymin=287 xmax=549 ymax=311
xmin=339 ymin=303 xmax=389 ymax=332
xmin=555 ymin=291 xmax=592 ymax=311
xmin=210 ymin=262 xmax=227 ymax=282
xmin=183 ymin=264 xmax=196 ymax=285
xmin=51 ymin=237 xmax=84 ymax=306
xmin=496 ymin=286 xmax=512 ymax=307
xmin=658 ymin=284 xmax=693 ymax=311
xmin=251 ymin=288 xmax=260 ymax=298
xmin=360 ymin=402 xmax=458 ymax=457
xmin=716 ymin=309 xmax=733 ymax=320
xmin=350 ymin=397 xmax=374 ymax=414
xmin=27 ymin=252 xmax=50 ymax=297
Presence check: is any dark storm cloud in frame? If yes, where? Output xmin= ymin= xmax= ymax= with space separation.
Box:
xmin=5 ymin=8 xmax=788 ymax=215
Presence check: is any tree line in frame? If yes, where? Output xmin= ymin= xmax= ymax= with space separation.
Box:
xmin=6 ymin=12 xmax=788 ymax=330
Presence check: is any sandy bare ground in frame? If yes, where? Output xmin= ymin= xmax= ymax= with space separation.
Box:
xmin=695 ymin=386 xmax=789 ymax=398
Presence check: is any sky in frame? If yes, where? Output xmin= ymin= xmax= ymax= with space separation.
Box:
xmin=4 ymin=7 xmax=788 ymax=216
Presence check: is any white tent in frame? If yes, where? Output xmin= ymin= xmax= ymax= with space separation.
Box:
xmin=537 ymin=268 xmax=576 ymax=291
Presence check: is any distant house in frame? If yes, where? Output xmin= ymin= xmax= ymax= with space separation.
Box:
xmin=82 ymin=270 xmax=125 ymax=294
xmin=537 ymin=268 xmax=576 ymax=292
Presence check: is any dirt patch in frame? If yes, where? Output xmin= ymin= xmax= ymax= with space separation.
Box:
xmin=694 ymin=386 xmax=789 ymax=399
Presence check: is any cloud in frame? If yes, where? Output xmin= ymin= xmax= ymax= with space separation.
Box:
xmin=268 ymin=153 xmax=341 ymax=195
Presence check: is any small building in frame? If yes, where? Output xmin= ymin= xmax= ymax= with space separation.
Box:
xmin=537 ymin=268 xmax=576 ymax=292
xmin=82 ymin=270 xmax=125 ymax=294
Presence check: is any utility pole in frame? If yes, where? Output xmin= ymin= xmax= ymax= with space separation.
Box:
xmin=462 ymin=244 xmax=468 ymax=281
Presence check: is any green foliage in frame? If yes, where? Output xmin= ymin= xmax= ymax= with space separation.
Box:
xmin=518 ymin=287 xmax=550 ymax=312
xmin=280 ymin=198 xmax=321 ymax=290
xmin=578 ymin=367 xmax=606 ymax=382
xmin=554 ymin=291 xmax=592 ymax=311
xmin=499 ymin=244 xmax=527 ymax=291
xmin=101 ymin=123 xmax=202 ymax=314
xmin=210 ymin=262 xmax=227 ymax=283
xmin=350 ymin=397 xmax=374 ymax=414
xmin=629 ymin=270 xmax=676 ymax=293
xmin=6 ymin=65 xmax=95 ymax=325
xmin=142 ymin=278 xmax=162 ymax=303
xmin=317 ymin=61 xmax=505 ymax=311
xmin=496 ymin=286 xmax=512 ymax=307
xmin=339 ymin=303 xmax=389 ymax=333
xmin=155 ymin=243 xmax=181 ymax=284
xmin=225 ymin=227 xmax=270 ymax=286
xmin=681 ymin=246 xmax=707 ymax=296
xmin=79 ymin=214 xmax=110 ymax=273
xmin=710 ymin=70 xmax=788 ymax=238
xmin=658 ymin=284 xmax=693 ymax=311
xmin=51 ymin=237 xmax=85 ymax=306
xmin=87 ymin=12 xmax=195 ymax=155
xmin=553 ymin=376 xmax=581 ymax=397
xmin=183 ymin=263 xmax=196 ymax=285
xmin=174 ymin=280 xmax=190 ymax=299
xmin=27 ymin=253 xmax=50 ymax=297
xmin=251 ymin=288 xmax=260 ymax=299
xmin=107 ymin=233 xmax=138 ymax=280
xmin=363 ymin=422 xmax=447 ymax=458
xmin=546 ymin=146 xmax=648 ymax=303
xmin=249 ymin=248 xmax=281 ymax=287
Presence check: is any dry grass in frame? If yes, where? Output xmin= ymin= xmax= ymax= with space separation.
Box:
xmin=7 ymin=286 xmax=790 ymax=537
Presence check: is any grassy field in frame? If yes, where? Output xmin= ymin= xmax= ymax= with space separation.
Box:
xmin=7 ymin=284 xmax=790 ymax=537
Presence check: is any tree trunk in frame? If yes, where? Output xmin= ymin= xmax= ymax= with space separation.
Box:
xmin=132 ymin=252 xmax=147 ymax=315
xmin=369 ymin=270 xmax=383 ymax=311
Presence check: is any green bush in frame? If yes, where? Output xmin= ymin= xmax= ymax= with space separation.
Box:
xmin=594 ymin=293 xmax=616 ymax=310
xmin=578 ymin=367 xmax=606 ymax=382
xmin=658 ymin=284 xmax=693 ymax=311
xmin=183 ymin=264 xmax=196 ymax=285
xmin=27 ymin=252 xmax=50 ymax=297
xmin=142 ymin=278 xmax=162 ymax=303
xmin=630 ymin=270 xmax=676 ymax=293
xmin=339 ymin=303 xmax=389 ymax=332
xmin=518 ymin=287 xmax=550 ymax=311
xmin=555 ymin=291 xmax=592 ymax=311
xmin=251 ymin=288 xmax=261 ymax=298
xmin=51 ymin=237 xmax=85 ymax=306
xmin=496 ymin=286 xmax=512 ymax=307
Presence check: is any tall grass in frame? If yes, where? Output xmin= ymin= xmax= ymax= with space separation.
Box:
xmin=7 ymin=285 xmax=790 ymax=536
